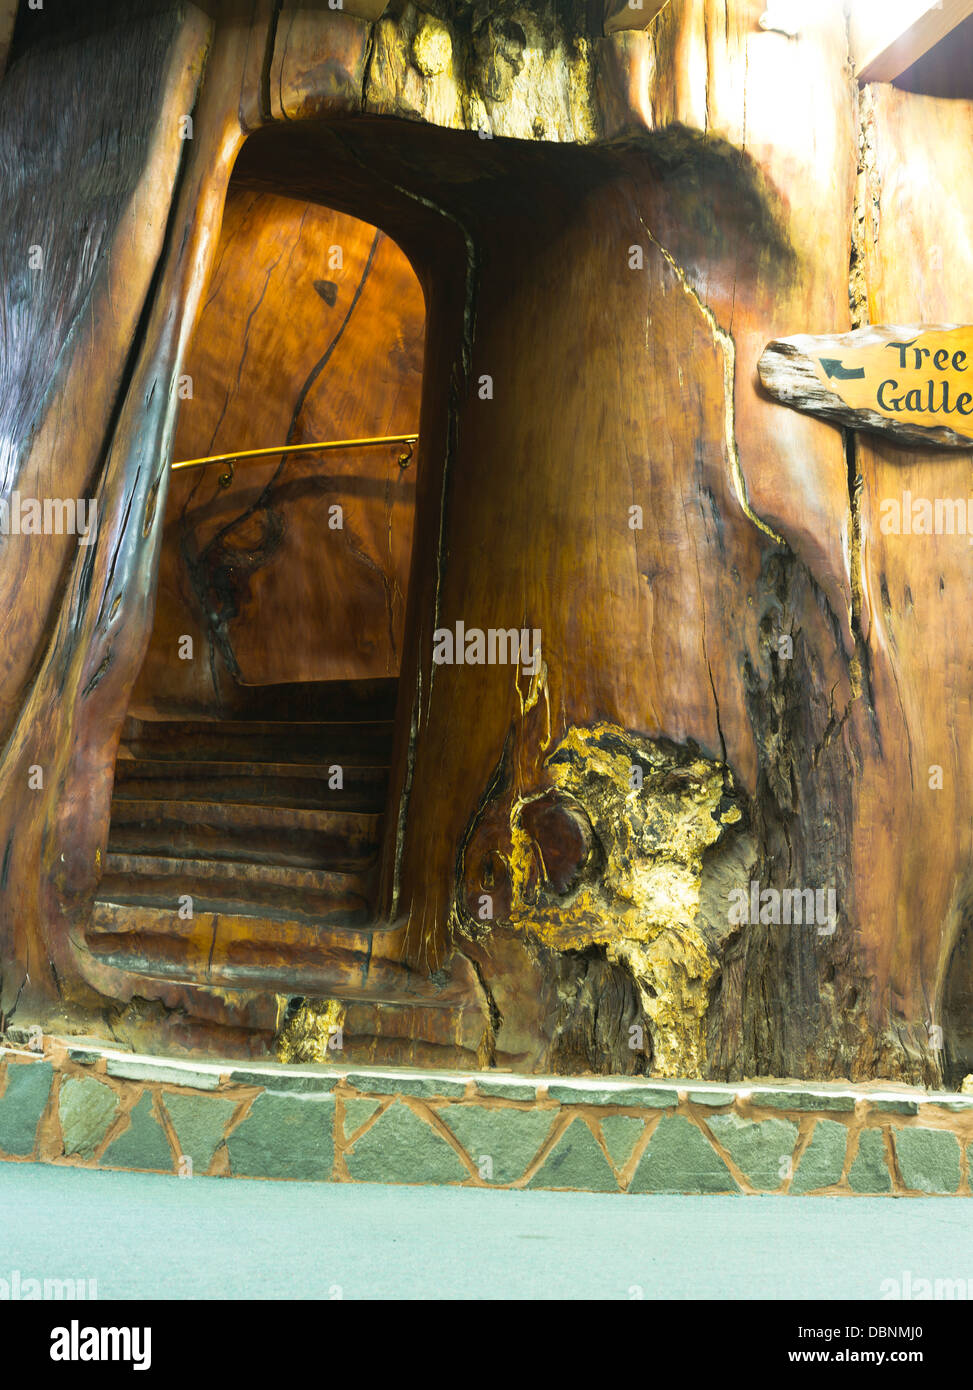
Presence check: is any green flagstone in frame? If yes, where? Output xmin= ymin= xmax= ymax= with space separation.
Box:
xmin=706 ymin=1113 xmax=799 ymax=1190
xmin=345 ymin=1102 xmax=469 ymax=1185
xmin=599 ymin=1114 xmax=645 ymax=1169
xmin=438 ymin=1104 xmax=554 ymax=1184
xmin=59 ymin=1077 xmax=118 ymax=1159
xmin=871 ymin=1099 xmax=919 ymax=1116
xmin=848 ymin=1129 xmax=892 ymax=1193
xmin=547 ymin=1083 xmax=677 ymax=1108
xmin=473 ymin=1077 xmax=539 ymax=1101
xmin=687 ymin=1089 xmax=737 ymax=1107
xmin=790 ymin=1120 xmax=848 ymax=1193
xmin=753 ymin=1089 xmax=856 ymax=1113
xmin=161 ymin=1093 xmax=239 ymax=1176
xmin=229 ymin=1070 xmax=338 ymax=1094
xmin=894 ymin=1127 xmax=961 ymax=1194
xmin=102 ymin=1094 xmax=173 ymax=1173
xmin=0 ymin=1062 xmax=52 ymax=1157
xmin=342 ymin=1098 xmax=383 ymax=1138
xmin=527 ymin=1117 xmax=619 ymax=1192
xmin=226 ymin=1093 xmax=334 ymax=1180
xmin=345 ymin=1073 xmax=467 ymax=1099
xmin=629 ymin=1115 xmax=739 ymax=1194
xmin=105 ymin=1059 xmax=219 ymax=1090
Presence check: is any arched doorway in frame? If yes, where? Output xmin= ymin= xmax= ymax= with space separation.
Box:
xmin=89 ymin=179 xmax=445 ymax=1052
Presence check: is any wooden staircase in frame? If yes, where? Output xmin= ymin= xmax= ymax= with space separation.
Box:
xmin=85 ymin=679 xmax=488 ymax=1063
xmin=93 ymin=680 xmax=396 ymax=947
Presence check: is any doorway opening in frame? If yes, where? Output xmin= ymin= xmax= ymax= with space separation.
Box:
xmin=93 ymin=181 xmax=425 ymax=975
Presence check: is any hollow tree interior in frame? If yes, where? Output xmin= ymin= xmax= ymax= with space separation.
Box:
xmin=93 ymin=184 xmax=428 ymax=1057
xmin=1 ymin=0 xmax=971 ymax=1094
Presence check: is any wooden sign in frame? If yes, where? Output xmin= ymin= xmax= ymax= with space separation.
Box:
xmin=758 ymin=324 xmax=973 ymax=448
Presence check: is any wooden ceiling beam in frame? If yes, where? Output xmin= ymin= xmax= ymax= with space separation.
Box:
xmin=852 ymin=0 xmax=973 ymax=84
xmin=603 ymin=0 xmax=671 ymax=35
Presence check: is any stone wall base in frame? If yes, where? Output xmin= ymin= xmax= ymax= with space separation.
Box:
xmin=2 ymin=1037 xmax=972 ymax=1194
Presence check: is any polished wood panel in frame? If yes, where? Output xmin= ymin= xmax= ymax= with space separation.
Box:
xmin=0 ymin=0 xmax=968 ymax=1080
xmin=850 ymin=84 xmax=973 ymax=1066
xmin=132 ymin=188 xmax=424 ymax=717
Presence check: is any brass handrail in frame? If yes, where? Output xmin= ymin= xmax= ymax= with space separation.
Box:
xmin=171 ymin=433 xmax=418 ymax=488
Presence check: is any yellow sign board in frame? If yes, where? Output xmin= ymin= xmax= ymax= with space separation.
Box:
xmin=758 ymin=324 xmax=973 ymax=448
xmin=812 ymin=326 xmax=973 ymax=431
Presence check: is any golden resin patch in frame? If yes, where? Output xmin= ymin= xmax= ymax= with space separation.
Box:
xmin=499 ymin=723 xmax=744 ymax=1077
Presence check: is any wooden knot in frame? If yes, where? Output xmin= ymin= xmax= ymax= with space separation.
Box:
xmin=520 ymin=790 xmax=594 ymax=896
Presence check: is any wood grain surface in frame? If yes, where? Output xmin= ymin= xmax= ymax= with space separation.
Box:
xmin=132 ymin=187 xmax=424 ymax=717
xmin=0 ymin=0 xmax=968 ymax=1080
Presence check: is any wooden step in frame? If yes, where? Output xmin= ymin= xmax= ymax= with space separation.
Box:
xmin=86 ymin=904 xmax=472 ymax=1006
xmin=112 ymin=760 xmax=389 ymax=812
xmin=221 ymin=677 xmax=399 ymax=722
xmin=106 ymin=683 xmax=399 ymax=943
xmin=120 ymin=718 xmax=395 ymax=766
xmin=97 ymin=852 xmax=373 ymax=925
xmin=106 ymin=799 xmax=381 ymax=871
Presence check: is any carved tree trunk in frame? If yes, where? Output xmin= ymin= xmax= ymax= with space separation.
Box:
xmin=0 ymin=0 xmax=968 ymax=1083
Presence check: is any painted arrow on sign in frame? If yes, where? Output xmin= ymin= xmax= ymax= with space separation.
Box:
xmin=759 ymin=323 xmax=973 ymax=448
xmin=818 ymin=358 xmax=866 ymax=381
